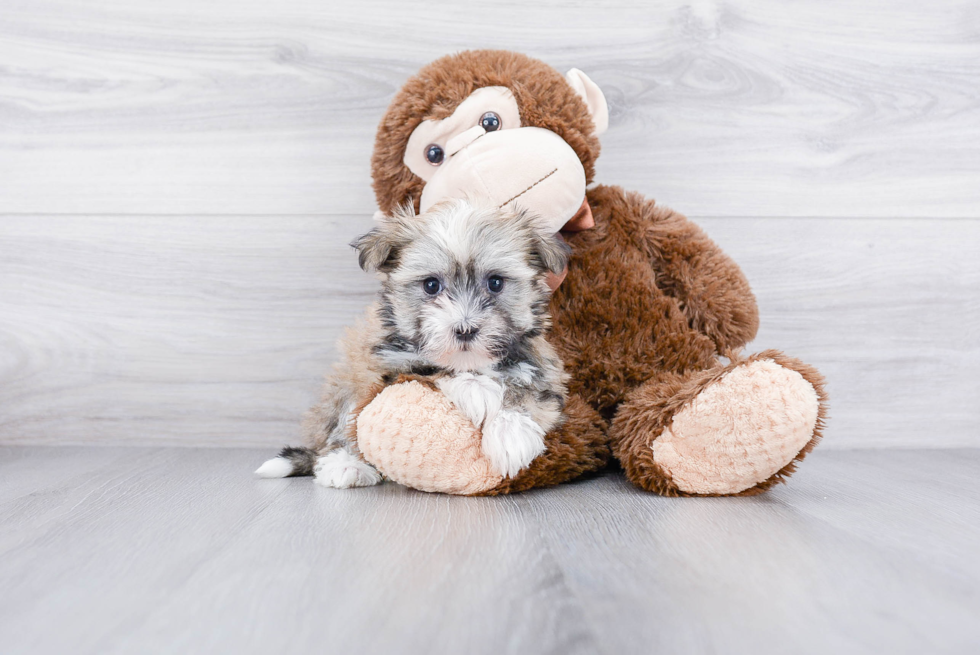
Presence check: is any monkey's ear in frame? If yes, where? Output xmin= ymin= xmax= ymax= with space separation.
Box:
xmin=565 ymin=68 xmax=609 ymax=136
xmin=531 ymin=232 xmax=572 ymax=276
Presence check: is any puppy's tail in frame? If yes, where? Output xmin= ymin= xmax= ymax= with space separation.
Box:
xmin=254 ymin=446 xmax=318 ymax=478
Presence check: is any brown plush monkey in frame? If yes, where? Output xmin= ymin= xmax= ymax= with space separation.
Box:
xmin=351 ymin=50 xmax=827 ymax=496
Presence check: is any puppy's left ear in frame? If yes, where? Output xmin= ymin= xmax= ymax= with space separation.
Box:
xmin=531 ymin=232 xmax=572 ymax=276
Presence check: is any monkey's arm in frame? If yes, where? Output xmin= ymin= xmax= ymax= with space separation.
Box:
xmin=595 ymin=186 xmax=760 ymax=353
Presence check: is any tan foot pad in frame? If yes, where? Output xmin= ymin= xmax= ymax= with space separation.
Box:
xmin=357 ymin=381 xmax=504 ymax=495
xmin=651 ymin=360 xmax=819 ymax=495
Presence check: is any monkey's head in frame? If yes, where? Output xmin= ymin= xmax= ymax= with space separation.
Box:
xmin=371 ymin=50 xmax=608 ymax=236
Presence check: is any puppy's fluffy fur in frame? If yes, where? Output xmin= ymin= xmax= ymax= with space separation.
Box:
xmin=256 ymin=200 xmax=571 ymax=487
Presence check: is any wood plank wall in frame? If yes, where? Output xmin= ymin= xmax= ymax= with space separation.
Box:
xmin=1 ymin=0 xmax=978 ymax=448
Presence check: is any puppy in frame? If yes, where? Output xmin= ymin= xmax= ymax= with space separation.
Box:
xmin=256 ymin=200 xmax=571 ymax=488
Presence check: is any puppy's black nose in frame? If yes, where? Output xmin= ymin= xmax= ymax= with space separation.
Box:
xmin=454 ymin=326 xmax=480 ymax=342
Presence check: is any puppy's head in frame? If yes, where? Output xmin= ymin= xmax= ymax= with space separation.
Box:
xmin=353 ymin=200 xmax=569 ymax=372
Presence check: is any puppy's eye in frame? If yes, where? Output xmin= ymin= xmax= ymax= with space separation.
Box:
xmin=425 ymin=144 xmax=444 ymax=165
xmin=422 ymin=277 xmax=442 ymax=295
xmin=479 ymin=111 xmax=502 ymax=132
xmin=486 ymin=275 xmax=504 ymax=293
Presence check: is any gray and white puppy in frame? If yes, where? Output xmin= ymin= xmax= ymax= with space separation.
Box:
xmin=256 ymin=199 xmax=571 ymax=487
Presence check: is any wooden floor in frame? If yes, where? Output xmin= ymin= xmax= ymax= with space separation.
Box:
xmin=1 ymin=447 xmax=977 ymax=654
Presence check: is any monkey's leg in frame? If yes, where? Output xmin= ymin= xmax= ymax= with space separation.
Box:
xmin=609 ymin=351 xmax=827 ymax=496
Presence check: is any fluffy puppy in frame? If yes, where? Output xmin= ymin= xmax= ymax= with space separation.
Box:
xmin=256 ymin=200 xmax=571 ymax=487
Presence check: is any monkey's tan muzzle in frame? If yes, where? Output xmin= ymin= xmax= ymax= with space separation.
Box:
xmin=419 ymin=127 xmax=588 ymax=235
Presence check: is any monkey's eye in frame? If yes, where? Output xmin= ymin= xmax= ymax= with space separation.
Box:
xmin=479 ymin=111 xmax=502 ymax=132
xmin=425 ymin=144 xmax=444 ymax=165
xmin=486 ymin=275 xmax=504 ymax=293
xmin=422 ymin=277 xmax=442 ymax=295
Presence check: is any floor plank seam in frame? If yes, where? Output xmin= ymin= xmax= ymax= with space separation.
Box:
xmin=510 ymin=493 xmax=609 ymax=654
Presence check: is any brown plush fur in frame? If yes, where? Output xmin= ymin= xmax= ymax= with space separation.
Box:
xmin=364 ymin=50 xmax=827 ymax=495
xmin=550 ymin=185 xmax=760 ymax=412
xmin=474 ymin=394 xmax=611 ymax=496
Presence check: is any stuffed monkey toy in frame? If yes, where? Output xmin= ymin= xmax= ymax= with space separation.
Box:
xmin=347 ymin=50 xmax=827 ymax=496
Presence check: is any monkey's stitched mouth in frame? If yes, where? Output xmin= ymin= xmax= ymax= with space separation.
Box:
xmin=449 ymin=130 xmax=487 ymax=157
xmin=497 ymin=168 xmax=559 ymax=207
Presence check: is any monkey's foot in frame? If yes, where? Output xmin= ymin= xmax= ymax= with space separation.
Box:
xmin=611 ymin=351 xmax=827 ymax=496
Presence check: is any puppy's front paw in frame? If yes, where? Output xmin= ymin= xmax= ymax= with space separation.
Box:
xmin=436 ymin=373 xmax=503 ymax=428
xmin=314 ymin=450 xmax=382 ymax=489
xmin=481 ymin=409 xmax=546 ymax=478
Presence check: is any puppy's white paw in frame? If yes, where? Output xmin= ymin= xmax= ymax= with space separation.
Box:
xmin=313 ymin=450 xmax=382 ymax=489
xmin=481 ymin=409 xmax=547 ymax=479
xmin=437 ymin=372 xmax=503 ymax=428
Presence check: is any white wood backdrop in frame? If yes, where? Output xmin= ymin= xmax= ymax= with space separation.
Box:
xmin=1 ymin=0 xmax=978 ymax=448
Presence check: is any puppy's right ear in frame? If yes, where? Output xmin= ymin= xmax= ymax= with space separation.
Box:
xmin=351 ymin=204 xmax=417 ymax=273
xmin=351 ymin=226 xmax=396 ymax=273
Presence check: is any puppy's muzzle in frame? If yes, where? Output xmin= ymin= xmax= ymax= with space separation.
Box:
xmin=454 ymin=326 xmax=480 ymax=342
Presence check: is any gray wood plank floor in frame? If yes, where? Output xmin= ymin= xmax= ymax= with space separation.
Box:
xmin=1 ymin=447 xmax=977 ymax=655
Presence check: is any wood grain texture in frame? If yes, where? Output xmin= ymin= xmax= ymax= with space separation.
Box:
xmin=0 ymin=446 xmax=977 ymax=654
xmin=1 ymin=0 xmax=978 ymax=217
xmin=1 ymin=215 xmax=977 ymax=448
xmin=0 ymin=214 xmax=378 ymax=446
